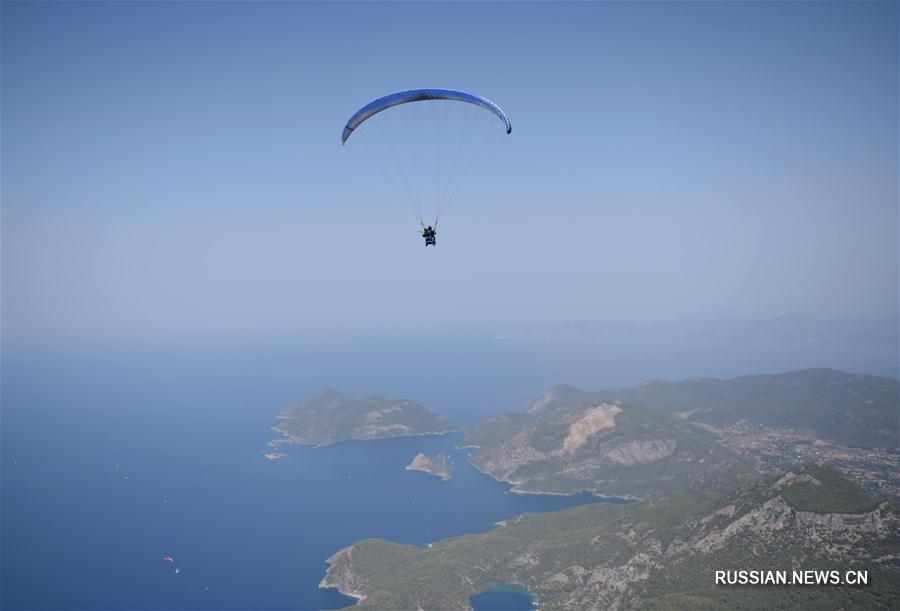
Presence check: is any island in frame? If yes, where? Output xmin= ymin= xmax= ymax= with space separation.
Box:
xmin=264 ymin=451 xmax=286 ymax=461
xmin=271 ymin=390 xmax=455 ymax=448
xmin=405 ymin=453 xmax=452 ymax=481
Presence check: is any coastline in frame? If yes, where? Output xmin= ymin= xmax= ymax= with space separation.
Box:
xmin=405 ymin=452 xmax=453 ymax=480
xmin=313 ymin=437 xmax=637 ymax=608
xmin=270 ymin=428 xmax=461 ymax=450
xmin=466 ymin=455 xmax=638 ymax=502
xmin=318 ymin=547 xmax=367 ymax=605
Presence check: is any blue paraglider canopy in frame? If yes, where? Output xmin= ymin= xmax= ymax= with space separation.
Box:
xmin=340 ymin=88 xmax=511 ymax=231
xmin=341 ymin=89 xmax=511 ymax=145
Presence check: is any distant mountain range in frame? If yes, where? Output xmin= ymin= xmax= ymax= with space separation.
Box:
xmin=602 ymin=368 xmax=900 ymax=449
xmin=495 ymin=314 xmax=900 ymax=344
xmin=463 ymin=369 xmax=898 ymax=501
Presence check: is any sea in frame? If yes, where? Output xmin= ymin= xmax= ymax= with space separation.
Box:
xmin=2 ymin=335 xmax=896 ymax=610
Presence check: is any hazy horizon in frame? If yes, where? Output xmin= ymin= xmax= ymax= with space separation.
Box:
xmin=3 ymin=1 xmax=898 ymax=345
xmin=3 ymin=5 xmax=899 ymax=610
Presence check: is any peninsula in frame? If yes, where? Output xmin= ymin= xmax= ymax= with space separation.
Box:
xmin=321 ymin=465 xmax=899 ymax=609
xmin=464 ymin=368 xmax=900 ymax=499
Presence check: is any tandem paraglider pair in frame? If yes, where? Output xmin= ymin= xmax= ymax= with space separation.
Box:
xmin=341 ymin=89 xmax=511 ymax=247
xmin=421 ymin=224 xmax=436 ymax=247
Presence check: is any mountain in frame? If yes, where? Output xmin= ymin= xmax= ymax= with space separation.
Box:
xmin=612 ymin=368 xmax=899 ymax=449
xmin=463 ymin=368 xmax=897 ymax=499
xmin=466 ymin=388 xmax=750 ymax=500
xmin=271 ymin=390 xmax=454 ymax=448
xmin=321 ymin=465 xmax=899 ymax=610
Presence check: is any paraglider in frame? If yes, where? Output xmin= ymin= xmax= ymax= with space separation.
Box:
xmin=422 ymin=224 xmax=437 ymax=247
xmin=162 ymin=556 xmax=174 ymax=562
xmin=341 ymin=89 xmax=511 ymax=145
xmin=341 ymin=89 xmax=511 ymax=245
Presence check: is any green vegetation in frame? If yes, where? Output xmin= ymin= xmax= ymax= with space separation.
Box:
xmin=273 ymin=390 xmax=454 ymax=447
xmin=462 ymin=412 xmax=532 ymax=448
xmin=778 ymin=464 xmax=879 ymax=514
xmin=323 ymin=468 xmax=900 ymax=610
xmin=615 ymin=368 xmax=899 ymax=449
xmin=466 ymin=395 xmax=752 ymax=499
xmin=463 ymin=368 xmax=898 ymax=500
xmin=319 ymin=368 xmax=899 ymax=609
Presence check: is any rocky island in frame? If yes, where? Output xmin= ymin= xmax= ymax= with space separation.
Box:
xmin=405 ymin=453 xmax=452 ymax=481
xmin=272 ymin=390 xmax=454 ymax=448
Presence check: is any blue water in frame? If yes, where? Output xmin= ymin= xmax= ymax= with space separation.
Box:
xmin=2 ymin=337 xmax=896 ymax=609
xmin=470 ymin=585 xmax=537 ymax=610
xmin=469 ymin=586 xmax=537 ymax=611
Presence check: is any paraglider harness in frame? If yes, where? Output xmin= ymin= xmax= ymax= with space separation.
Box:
xmin=422 ymin=224 xmax=437 ymax=247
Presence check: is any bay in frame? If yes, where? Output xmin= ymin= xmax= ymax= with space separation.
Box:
xmin=2 ymin=336 xmax=895 ymax=609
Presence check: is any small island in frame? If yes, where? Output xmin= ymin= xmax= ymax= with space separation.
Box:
xmin=406 ymin=452 xmax=453 ymax=481
xmin=264 ymin=451 xmax=286 ymax=461
xmin=271 ymin=390 xmax=455 ymax=448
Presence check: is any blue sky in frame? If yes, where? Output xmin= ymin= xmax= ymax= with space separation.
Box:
xmin=2 ymin=1 xmax=897 ymax=343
